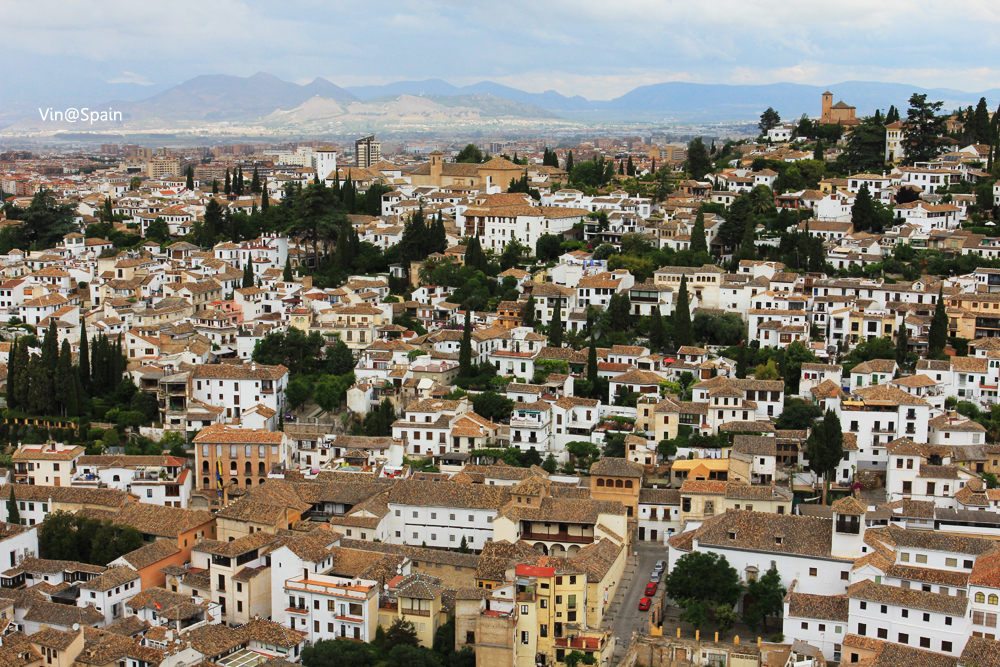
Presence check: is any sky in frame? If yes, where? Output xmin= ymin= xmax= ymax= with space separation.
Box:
xmin=3 ymin=0 xmax=1000 ymax=106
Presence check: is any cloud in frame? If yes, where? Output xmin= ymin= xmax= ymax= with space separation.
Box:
xmin=5 ymin=0 xmax=1000 ymax=103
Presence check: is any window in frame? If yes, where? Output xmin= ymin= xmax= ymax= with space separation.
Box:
xmin=801 ymin=622 xmax=809 ymax=630
xmin=977 ymin=592 xmax=987 ymax=604
xmin=860 ymin=601 xmax=867 ymax=610
xmin=919 ymin=638 xmax=931 ymax=649
xmin=942 ymin=641 xmax=953 ymax=653
xmin=898 ymin=633 xmax=908 ymax=644
xmin=901 ymin=552 xmax=910 ymax=562
xmin=915 ymin=554 xmax=927 ymax=564
xmin=923 ymin=612 xmax=930 ymax=622
xmin=841 ymin=571 xmax=849 ymax=580
xmin=809 ymin=568 xmax=817 ymax=576
xmin=857 ymin=623 xmax=866 ymax=636
xmin=880 ymin=605 xmax=887 ymax=614
xmin=946 ymin=558 xmax=957 ymax=567
xmin=877 ymin=628 xmax=887 ymax=639
xmin=520 ymin=631 xmax=529 ymax=645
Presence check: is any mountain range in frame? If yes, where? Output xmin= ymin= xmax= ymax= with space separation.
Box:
xmin=7 ymin=72 xmax=1000 ymax=132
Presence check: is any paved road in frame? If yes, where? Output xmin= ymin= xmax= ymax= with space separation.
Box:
xmin=602 ymin=543 xmax=668 ymax=660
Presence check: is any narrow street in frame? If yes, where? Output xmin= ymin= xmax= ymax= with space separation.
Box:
xmin=602 ymin=542 xmax=667 ymax=661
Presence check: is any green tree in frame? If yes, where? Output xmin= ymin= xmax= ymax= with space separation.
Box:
xmin=895 ymin=321 xmax=910 ymax=367
xmin=242 ymin=260 xmax=254 ymax=288
xmin=224 ymin=168 xmax=231 ymax=195
xmin=648 ymin=309 xmax=665 ymax=352
xmin=902 ymin=93 xmax=948 ymax=165
xmin=7 ymin=487 xmax=20 ymax=525
xmin=329 ymin=340 xmax=356 ymax=375
xmin=587 ymin=329 xmax=599 ymax=396
xmin=565 ymin=150 xmax=574 ymax=173
xmin=458 ymin=536 xmax=471 ymax=554
xmin=521 ymin=294 xmax=536 ymax=328
xmin=664 ymin=551 xmax=742 ymax=609
xmin=455 ymin=144 xmax=483 ymax=164
xmin=685 ymin=138 xmax=712 ymax=181
xmin=458 ymin=309 xmax=473 ymax=378
xmin=852 ymin=183 xmax=877 ymax=233
xmin=471 ymin=391 xmax=514 ymax=422
xmin=542 ymin=453 xmax=558 ymax=474
xmin=535 ymin=234 xmax=563 ymax=262
xmin=563 ymin=652 xmax=596 ymax=667
xmin=928 ymin=285 xmax=949 ymax=357
xmin=673 ymin=275 xmax=693 ymax=347
xmin=286 ymin=378 xmax=312 ymax=410
xmin=690 ymin=210 xmax=707 ymax=254
xmin=759 ymin=107 xmax=782 ymax=134
xmin=805 ymin=409 xmax=845 ymax=505
xmin=844 ymin=116 xmax=887 ymax=173
xmin=605 ymin=292 xmax=632 ymax=332
xmin=250 ymin=166 xmax=260 ymax=194
xmin=384 ymin=618 xmax=420 ymax=651
xmin=754 ymin=359 xmax=780 ymax=381
xmin=185 ymin=166 xmax=194 ymax=191
xmin=738 ymin=217 xmax=756 ymax=261
xmin=283 ymin=256 xmax=293 ymax=282
xmin=464 ymin=235 xmax=488 ymax=274
xmin=743 ymin=566 xmax=786 ymax=633
xmin=261 ymin=177 xmax=269 ymax=211
xmin=54 ymin=339 xmax=78 ymax=417
xmin=301 ymin=639 xmax=378 ymax=667
xmin=812 ymin=139 xmax=824 ymax=161
xmin=549 ymin=298 xmax=563 ymax=348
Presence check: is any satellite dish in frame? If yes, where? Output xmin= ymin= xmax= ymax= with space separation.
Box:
xmin=72 ymin=623 xmax=79 ymax=631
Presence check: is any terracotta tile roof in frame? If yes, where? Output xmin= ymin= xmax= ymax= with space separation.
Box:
xmin=786 ymin=591 xmax=849 ymax=621
xmin=191 ymin=363 xmax=288 ymax=380
xmin=847 ymin=578 xmax=967 ymax=616
xmin=688 ymin=510 xmax=838 ymax=558
xmin=388 ymin=480 xmax=511 ymax=510
xmin=110 ymin=503 xmax=215 ymax=538
xmin=23 ymin=600 xmax=104 ymax=627
xmin=589 ymin=458 xmax=644 ymax=478
xmin=79 ymin=566 xmax=139 ymax=591
xmin=116 ymin=539 xmax=181 ymax=571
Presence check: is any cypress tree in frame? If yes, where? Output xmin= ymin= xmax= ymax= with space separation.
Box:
xmin=735 ymin=343 xmax=748 ymax=379
xmin=186 ymin=166 xmax=194 ymax=190
xmin=243 ymin=260 xmax=254 ymax=288
xmin=852 ymin=183 xmax=876 ymax=233
xmin=649 ymin=308 xmax=665 ymax=352
xmin=11 ymin=339 xmax=29 ymax=411
xmin=549 ymin=298 xmax=563 ymax=348
xmin=565 ymin=151 xmax=574 ymax=173
xmin=464 ymin=235 xmax=488 ymax=274
xmin=79 ymin=332 xmax=90 ymax=392
xmin=26 ymin=354 xmax=51 ymax=416
xmin=813 ymin=140 xmax=824 ymax=161
xmin=41 ymin=320 xmax=58 ymax=373
xmin=236 ymin=167 xmax=244 ymax=196
xmin=627 ymin=155 xmax=636 ymax=176
xmin=928 ymin=285 xmax=949 ymax=357
xmin=674 ymin=275 xmax=693 ymax=347
xmin=6 ymin=339 xmax=18 ymax=410
xmin=55 ymin=339 xmax=77 ymax=417
xmin=431 ymin=212 xmax=447 ymax=254
xmin=521 ymin=294 xmax=536 ymax=328
xmin=250 ymin=167 xmax=260 ymax=194
xmin=459 ymin=308 xmax=473 ymax=377
xmin=211 ymin=179 xmax=219 ymax=195
xmin=283 ymin=256 xmax=293 ymax=282
xmin=895 ymin=321 xmax=909 ymax=367
xmin=7 ymin=487 xmax=19 ymax=525
xmin=739 ymin=220 xmax=757 ymax=261
xmin=690 ymin=210 xmax=707 ymax=254
xmin=224 ymin=169 xmax=231 ymax=195
xmin=587 ymin=319 xmax=599 ymax=397
xmin=261 ymin=176 xmax=269 ymax=211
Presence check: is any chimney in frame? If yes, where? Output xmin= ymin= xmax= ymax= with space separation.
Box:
xmin=757 ymin=637 xmax=761 ymax=648
xmin=695 ymin=630 xmax=700 ymax=641
xmin=734 ymin=636 xmax=739 ymax=645
xmin=676 ymin=628 xmax=681 ymax=638
xmin=714 ymin=632 xmax=719 ymax=642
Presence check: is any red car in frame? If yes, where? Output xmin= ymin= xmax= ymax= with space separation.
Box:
xmin=645 ymin=582 xmax=658 ymax=596
xmin=638 ymin=597 xmax=652 ymax=611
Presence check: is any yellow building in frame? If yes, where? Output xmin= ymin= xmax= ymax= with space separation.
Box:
xmin=409 ymin=152 xmax=524 ymax=191
xmin=383 ymin=573 xmax=453 ymax=648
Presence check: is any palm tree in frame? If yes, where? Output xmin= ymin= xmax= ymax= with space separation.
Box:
xmin=418 ymin=257 xmax=442 ymax=285
xmin=748 ymin=186 xmax=774 ymax=215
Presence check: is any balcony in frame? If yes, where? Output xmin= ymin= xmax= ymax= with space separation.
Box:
xmin=286 ymin=606 xmax=309 ymax=614
xmin=401 ymin=607 xmax=430 ymax=617
xmin=521 ymin=531 xmax=595 ymax=544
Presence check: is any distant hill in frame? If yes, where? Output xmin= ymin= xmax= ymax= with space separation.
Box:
xmin=102 ymin=72 xmax=360 ymax=122
xmin=347 ymin=79 xmax=592 ymax=111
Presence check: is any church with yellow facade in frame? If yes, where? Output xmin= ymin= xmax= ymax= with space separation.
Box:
xmin=819 ymin=91 xmax=859 ymax=126
xmin=408 ymin=151 xmax=525 ymax=191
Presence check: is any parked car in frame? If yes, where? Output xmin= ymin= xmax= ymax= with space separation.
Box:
xmin=650 ymin=570 xmax=661 ymax=583
xmin=638 ymin=597 xmax=652 ymax=611
xmin=653 ymin=560 xmax=666 ymax=572
xmin=645 ymin=582 xmax=658 ymax=596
